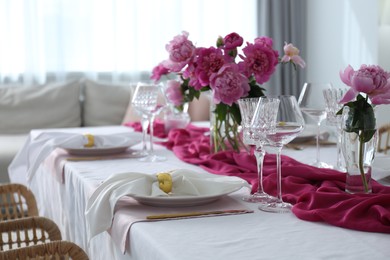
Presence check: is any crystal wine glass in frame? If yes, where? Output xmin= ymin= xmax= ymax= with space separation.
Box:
xmin=245 ymin=96 xmax=280 ymax=203
xmin=298 ymin=82 xmax=332 ymax=168
xmin=238 ymin=97 xmax=278 ymax=203
xmin=258 ymin=95 xmax=305 ymax=213
xmin=131 ymin=82 xmax=167 ymax=162
xmin=323 ymin=87 xmax=347 ymax=171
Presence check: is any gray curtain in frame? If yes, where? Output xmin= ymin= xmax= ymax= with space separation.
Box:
xmin=257 ymin=0 xmax=307 ymax=97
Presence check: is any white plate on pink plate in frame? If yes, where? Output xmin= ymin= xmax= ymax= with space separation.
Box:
xmin=130 ymin=187 xmax=242 ymax=207
xmin=64 ymin=146 xmax=130 ymax=156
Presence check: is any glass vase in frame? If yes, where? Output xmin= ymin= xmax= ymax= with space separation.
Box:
xmin=208 ymin=92 xmax=245 ymax=153
xmin=341 ymin=107 xmax=377 ymax=194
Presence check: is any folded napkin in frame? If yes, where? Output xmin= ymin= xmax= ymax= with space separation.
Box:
xmin=9 ymin=131 xmax=142 ymax=183
xmin=85 ymin=169 xmax=250 ymax=243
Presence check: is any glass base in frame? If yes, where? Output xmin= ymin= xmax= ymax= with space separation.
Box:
xmin=138 ymin=154 xmax=167 ymax=162
xmin=258 ymin=201 xmax=292 ymax=213
xmin=310 ymin=161 xmax=333 ymax=169
xmin=242 ymin=192 xmax=277 ymax=204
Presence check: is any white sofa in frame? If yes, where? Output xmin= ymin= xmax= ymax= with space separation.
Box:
xmin=0 ymin=79 xmax=137 ymax=183
xmin=0 ymin=79 xmax=211 ymax=183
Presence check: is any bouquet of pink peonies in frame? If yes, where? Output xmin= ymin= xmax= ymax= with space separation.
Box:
xmin=151 ymin=31 xmax=305 ymax=152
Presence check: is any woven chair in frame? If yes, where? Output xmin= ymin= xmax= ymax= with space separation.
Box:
xmin=0 ymin=183 xmax=38 ymax=220
xmin=0 ymin=216 xmax=62 ymax=251
xmin=378 ymin=124 xmax=390 ymax=154
xmin=0 ymin=240 xmax=89 ymax=260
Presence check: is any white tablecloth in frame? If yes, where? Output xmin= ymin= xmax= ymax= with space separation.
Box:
xmin=10 ymin=126 xmax=390 ymax=260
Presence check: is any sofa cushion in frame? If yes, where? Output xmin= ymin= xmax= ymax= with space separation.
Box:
xmin=0 ymin=81 xmax=82 ymax=134
xmin=83 ymin=80 xmax=133 ymax=126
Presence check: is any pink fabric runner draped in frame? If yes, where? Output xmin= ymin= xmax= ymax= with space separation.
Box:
xmin=124 ymin=121 xmax=390 ymax=233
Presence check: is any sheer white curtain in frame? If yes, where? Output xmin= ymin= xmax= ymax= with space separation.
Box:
xmin=0 ymin=0 xmax=257 ymax=85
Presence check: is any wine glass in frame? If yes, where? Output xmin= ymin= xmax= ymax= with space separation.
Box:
xmin=298 ymin=82 xmax=332 ymax=168
xmin=323 ymin=87 xmax=347 ymax=171
xmin=131 ymin=82 xmax=167 ymax=162
xmin=258 ymin=95 xmax=305 ymax=213
xmin=238 ymin=97 xmax=277 ymax=203
xmin=244 ymin=96 xmax=280 ymax=203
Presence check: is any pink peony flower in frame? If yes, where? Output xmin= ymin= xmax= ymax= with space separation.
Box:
xmin=239 ymin=38 xmax=279 ymax=84
xmin=192 ymin=47 xmax=225 ymax=87
xmin=165 ymin=80 xmax=184 ymax=106
xmin=209 ymin=63 xmax=250 ymax=106
xmin=163 ymin=31 xmax=196 ymax=72
xmin=223 ymin=32 xmax=243 ymax=50
xmin=340 ymin=64 xmax=390 ymax=105
xmin=280 ymin=42 xmax=306 ymax=68
xmin=151 ymin=63 xmax=169 ymax=82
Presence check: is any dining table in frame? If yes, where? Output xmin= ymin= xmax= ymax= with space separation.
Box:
xmin=8 ymin=124 xmax=390 ymax=260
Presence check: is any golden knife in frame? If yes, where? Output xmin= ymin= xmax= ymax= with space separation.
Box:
xmin=146 ymin=209 xmax=253 ymax=220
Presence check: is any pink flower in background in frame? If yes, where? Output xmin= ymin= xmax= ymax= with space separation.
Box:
xmin=239 ymin=37 xmax=279 ymax=84
xmin=340 ymin=64 xmax=390 ymax=104
xmin=165 ymin=80 xmax=184 ymax=106
xmin=210 ymin=63 xmax=250 ymax=106
xmin=281 ymin=42 xmax=306 ymax=69
xmin=163 ymin=31 xmax=196 ymax=72
xmin=151 ymin=63 xmax=169 ymax=82
xmin=223 ymin=32 xmax=243 ymax=50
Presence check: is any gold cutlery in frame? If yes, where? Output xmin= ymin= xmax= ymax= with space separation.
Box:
xmin=146 ymin=209 xmax=253 ymax=220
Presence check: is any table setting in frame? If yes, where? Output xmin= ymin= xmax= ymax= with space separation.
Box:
xmin=7 ymin=31 xmax=390 ymax=259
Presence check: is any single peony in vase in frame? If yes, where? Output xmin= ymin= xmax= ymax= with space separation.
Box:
xmin=338 ymin=64 xmax=390 ymax=194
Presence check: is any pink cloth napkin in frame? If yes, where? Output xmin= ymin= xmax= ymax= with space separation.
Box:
xmin=125 ymin=122 xmax=390 ymax=234
xmin=109 ymin=196 xmax=252 ymax=253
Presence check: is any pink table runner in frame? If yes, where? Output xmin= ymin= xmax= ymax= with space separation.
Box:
xmin=125 ymin=121 xmax=390 ymax=234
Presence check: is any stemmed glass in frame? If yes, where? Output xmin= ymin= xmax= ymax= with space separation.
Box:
xmin=298 ymin=82 xmax=332 ymax=168
xmin=258 ymin=95 xmax=305 ymax=213
xmin=323 ymin=88 xmax=347 ymax=171
xmin=238 ymin=97 xmax=279 ymax=203
xmin=131 ymin=82 xmax=167 ymax=162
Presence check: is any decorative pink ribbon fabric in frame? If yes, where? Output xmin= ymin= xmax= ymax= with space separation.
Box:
xmin=125 ymin=121 xmax=390 ymax=234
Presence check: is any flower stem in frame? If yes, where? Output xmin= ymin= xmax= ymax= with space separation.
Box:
xmin=358 ymin=135 xmax=369 ymax=193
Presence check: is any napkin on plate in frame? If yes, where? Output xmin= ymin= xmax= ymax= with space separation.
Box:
xmin=9 ymin=131 xmax=143 ymax=183
xmin=85 ymin=169 xmax=250 ymax=242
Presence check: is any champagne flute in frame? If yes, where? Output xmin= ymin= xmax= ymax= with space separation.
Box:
xmin=298 ymin=82 xmax=332 ymax=168
xmin=258 ymin=95 xmax=305 ymax=213
xmin=131 ymin=82 xmax=167 ymax=162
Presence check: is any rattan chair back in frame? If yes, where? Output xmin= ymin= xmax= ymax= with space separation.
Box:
xmin=0 ymin=183 xmax=38 ymax=220
xmin=0 ymin=240 xmax=89 ymax=260
xmin=0 ymin=216 xmax=62 ymax=251
xmin=378 ymin=124 xmax=390 ymax=154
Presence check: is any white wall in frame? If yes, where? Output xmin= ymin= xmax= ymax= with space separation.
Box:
xmin=306 ymin=0 xmax=378 ymax=88
xmin=305 ymin=0 xmax=390 ymax=128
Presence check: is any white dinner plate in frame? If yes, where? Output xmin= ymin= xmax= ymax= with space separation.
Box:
xmin=64 ymin=146 xmax=130 ymax=156
xmin=130 ymin=187 xmax=242 ymax=207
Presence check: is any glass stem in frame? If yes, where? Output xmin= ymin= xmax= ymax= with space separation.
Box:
xmin=149 ymin=116 xmax=155 ymax=154
xmin=141 ymin=115 xmax=150 ymax=154
xmin=275 ymin=146 xmax=283 ymax=203
xmin=254 ymin=145 xmax=266 ymax=194
xmin=336 ymin=124 xmax=343 ymax=170
xmin=315 ymin=122 xmax=321 ymax=164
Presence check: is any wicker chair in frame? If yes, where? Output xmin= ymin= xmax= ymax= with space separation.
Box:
xmin=0 ymin=183 xmax=38 ymax=220
xmin=0 ymin=216 xmax=62 ymax=251
xmin=0 ymin=240 xmax=89 ymax=260
xmin=378 ymin=124 xmax=390 ymax=154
